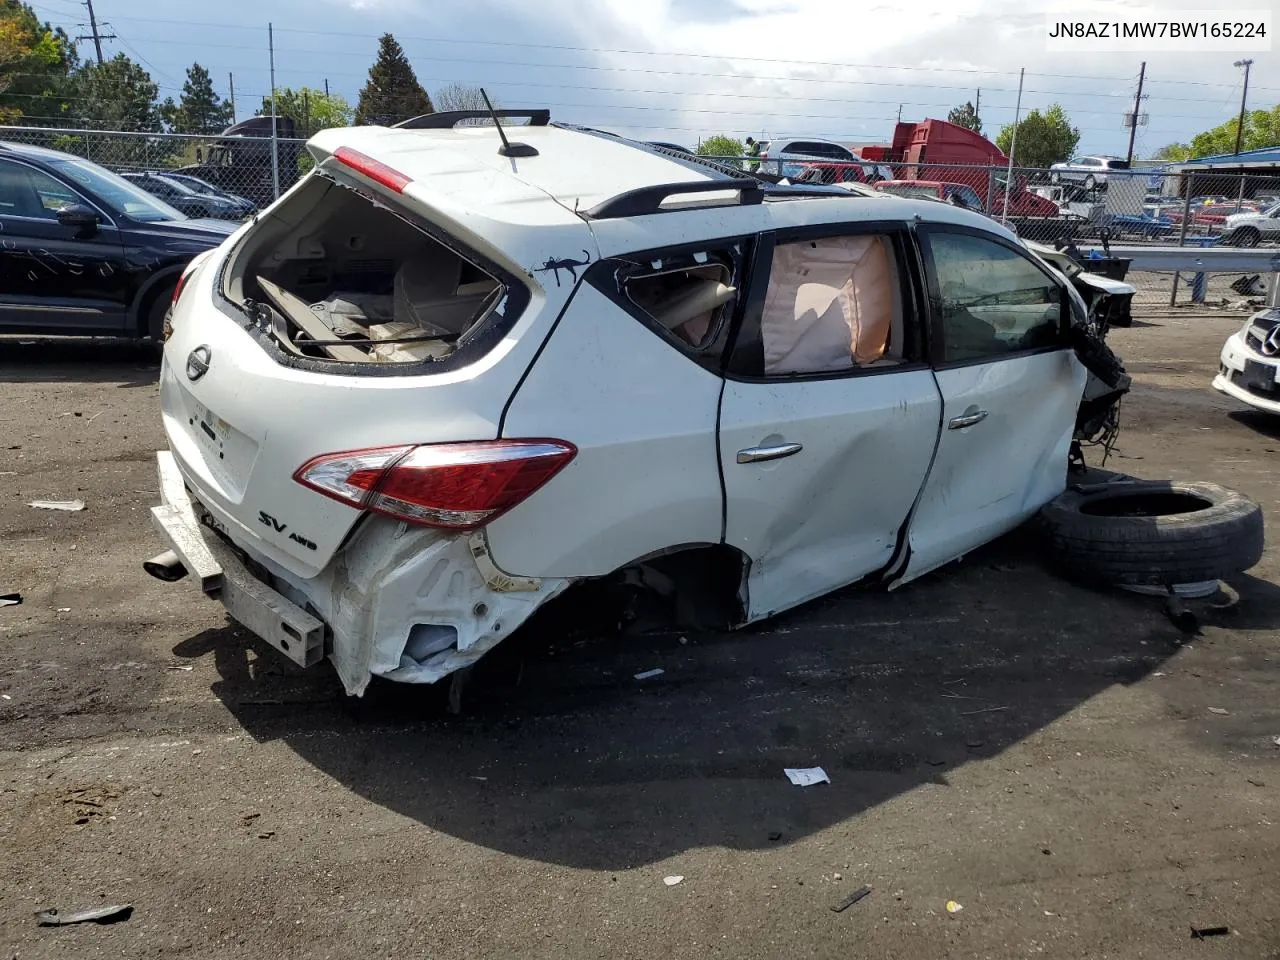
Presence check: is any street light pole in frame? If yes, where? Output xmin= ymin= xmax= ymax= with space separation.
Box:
xmin=1233 ymin=59 xmax=1253 ymax=155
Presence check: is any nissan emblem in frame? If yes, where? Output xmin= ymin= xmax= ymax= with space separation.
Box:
xmin=186 ymin=345 xmax=212 ymax=381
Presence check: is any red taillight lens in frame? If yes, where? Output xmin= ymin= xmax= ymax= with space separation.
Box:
xmin=172 ymin=271 xmax=189 ymax=306
xmin=293 ymin=440 xmax=576 ymax=530
xmin=333 ymin=146 xmax=411 ymax=193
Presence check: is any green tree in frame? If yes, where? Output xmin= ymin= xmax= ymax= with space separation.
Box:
xmin=0 ymin=0 xmax=77 ymax=123
xmin=1152 ymin=142 xmax=1192 ymax=162
xmin=355 ymin=34 xmax=432 ymax=125
xmin=75 ymin=53 xmax=159 ymax=131
xmin=159 ymin=63 xmax=233 ymax=134
xmin=258 ymin=86 xmax=353 ymax=138
xmin=995 ymin=104 xmax=1080 ymax=167
xmin=697 ymin=134 xmax=744 ymax=159
xmin=1179 ymin=104 xmax=1280 ymax=158
xmin=947 ymin=101 xmax=982 ymax=134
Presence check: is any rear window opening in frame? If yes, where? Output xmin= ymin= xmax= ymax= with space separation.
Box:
xmin=624 ymin=259 xmax=737 ymax=348
xmin=222 ymin=175 xmax=509 ymax=364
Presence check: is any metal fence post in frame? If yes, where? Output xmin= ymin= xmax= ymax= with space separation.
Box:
xmin=1170 ymin=172 xmax=1194 ymax=306
xmin=985 ymin=167 xmax=995 ymax=214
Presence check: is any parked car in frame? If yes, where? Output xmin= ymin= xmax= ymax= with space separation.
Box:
xmin=758 ymin=137 xmax=856 ymax=175
xmin=1221 ymin=202 xmax=1280 ymax=246
xmin=0 ymin=141 xmax=236 ymax=338
xmin=1049 ymin=156 xmax=1130 ymax=190
xmin=1215 ymin=307 xmax=1280 ymax=413
xmin=874 ymin=179 xmax=1058 ymax=218
xmin=792 ymin=160 xmax=893 ymax=185
xmin=158 ymin=172 xmax=258 ymax=215
xmin=119 ymin=171 xmax=254 ymax=221
xmin=147 ymin=112 xmax=1132 ymax=696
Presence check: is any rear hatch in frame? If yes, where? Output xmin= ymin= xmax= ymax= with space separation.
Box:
xmin=160 ymin=140 xmax=592 ymax=578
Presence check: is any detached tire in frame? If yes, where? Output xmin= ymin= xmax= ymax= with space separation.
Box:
xmin=1041 ymin=480 xmax=1263 ymax=586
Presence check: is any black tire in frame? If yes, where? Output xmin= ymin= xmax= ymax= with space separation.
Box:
xmin=1041 ymin=480 xmax=1264 ymax=587
xmin=143 ymin=282 xmax=176 ymax=340
xmin=1232 ymin=226 xmax=1261 ymax=248
xmin=1083 ymin=175 xmax=1096 ymax=191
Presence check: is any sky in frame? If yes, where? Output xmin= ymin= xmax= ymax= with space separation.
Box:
xmin=26 ymin=0 xmax=1279 ymax=157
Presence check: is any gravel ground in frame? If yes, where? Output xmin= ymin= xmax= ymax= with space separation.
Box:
xmin=1 ymin=310 xmax=1278 ymax=959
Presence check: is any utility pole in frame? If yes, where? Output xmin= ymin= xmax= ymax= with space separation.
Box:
xmin=974 ymin=88 xmax=980 ymax=130
xmin=269 ymin=22 xmax=280 ymax=200
xmin=896 ymin=103 xmax=902 ymax=124
xmin=1125 ymin=61 xmax=1146 ymax=165
xmin=1002 ymin=67 xmax=1025 ymax=224
xmin=324 ymin=78 xmax=330 ymax=98
xmin=1233 ymin=58 xmax=1253 ymax=155
xmin=76 ymin=0 xmax=115 ymax=65
xmin=228 ymin=72 xmax=236 ymax=124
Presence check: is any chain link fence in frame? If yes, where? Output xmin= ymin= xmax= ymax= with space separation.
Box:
xmin=3 ymin=125 xmax=1277 ymax=313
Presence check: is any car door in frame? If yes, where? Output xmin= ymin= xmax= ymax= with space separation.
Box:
xmin=718 ymin=225 xmax=943 ymax=620
xmin=898 ymin=226 xmax=1085 ymax=583
xmin=0 ymin=158 xmax=130 ymax=332
xmin=1262 ymin=205 xmax=1280 ymax=238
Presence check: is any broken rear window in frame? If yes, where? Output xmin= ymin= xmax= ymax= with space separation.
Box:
xmin=221 ymin=174 xmax=522 ymax=367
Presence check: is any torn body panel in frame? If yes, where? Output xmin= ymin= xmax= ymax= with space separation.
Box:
xmin=242 ymin=516 xmax=571 ymax=694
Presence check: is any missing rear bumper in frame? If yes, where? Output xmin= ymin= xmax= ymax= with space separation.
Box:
xmin=148 ymin=451 xmax=326 ymax=669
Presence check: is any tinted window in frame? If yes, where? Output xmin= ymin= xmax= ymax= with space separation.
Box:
xmin=785 ymin=141 xmax=850 ymax=160
xmin=0 ymin=159 xmax=78 ymax=219
xmin=42 ymin=156 xmax=184 ymax=222
xmin=925 ymin=232 xmax=1062 ymax=363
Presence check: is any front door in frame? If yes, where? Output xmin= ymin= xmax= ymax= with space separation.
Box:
xmin=0 ymin=158 xmax=130 ymax=332
xmin=900 ymin=226 xmax=1086 ymax=582
xmin=719 ymin=227 xmax=942 ymax=620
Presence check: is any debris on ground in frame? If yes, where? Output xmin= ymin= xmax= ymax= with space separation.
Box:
xmin=1272 ymin=736 xmax=1280 ymax=747
xmin=663 ymin=875 xmax=684 ymax=886
xmin=784 ymin=767 xmax=830 ymax=787
xmin=634 ymin=668 xmax=665 ymax=681
xmin=35 ymin=904 xmax=133 ymax=926
xmin=28 ymin=499 xmax=85 ymax=512
xmin=946 ymin=900 xmax=964 ymax=914
xmin=0 ymin=593 xmax=21 ymax=607
xmin=1208 ymin=707 xmax=1229 ymax=715
xmin=1190 ymin=924 xmax=1229 ymax=939
xmin=831 ymin=885 xmax=872 ymax=913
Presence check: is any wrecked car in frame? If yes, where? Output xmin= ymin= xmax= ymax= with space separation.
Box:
xmin=146 ymin=110 xmax=1135 ymax=696
xmin=1214 ymin=306 xmax=1280 ymax=414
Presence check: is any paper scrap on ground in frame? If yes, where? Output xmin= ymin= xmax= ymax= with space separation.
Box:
xmin=663 ymin=875 xmax=684 ymax=886
xmin=29 ymin=499 xmax=85 ymax=512
xmin=634 ymin=668 xmax=664 ymax=681
xmin=946 ymin=900 xmax=964 ymax=914
xmin=1208 ymin=707 xmax=1229 ymax=715
xmin=784 ymin=767 xmax=830 ymax=787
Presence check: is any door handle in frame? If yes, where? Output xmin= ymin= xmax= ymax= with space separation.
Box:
xmin=737 ymin=442 xmax=803 ymax=464
xmin=948 ymin=409 xmax=989 ymax=430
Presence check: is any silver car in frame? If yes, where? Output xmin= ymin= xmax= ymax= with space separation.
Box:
xmin=1049 ymin=156 xmax=1130 ymax=190
xmin=1223 ymin=202 xmax=1280 ymax=247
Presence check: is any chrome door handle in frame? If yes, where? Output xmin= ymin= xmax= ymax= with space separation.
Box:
xmin=737 ymin=442 xmax=803 ymax=464
xmin=948 ymin=410 xmax=989 ymax=430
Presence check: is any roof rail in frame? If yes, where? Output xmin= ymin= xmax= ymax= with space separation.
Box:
xmin=395 ymin=109 xmax=551 ymax=130
xmin=583 ymin=178 xmax=763 ymax=220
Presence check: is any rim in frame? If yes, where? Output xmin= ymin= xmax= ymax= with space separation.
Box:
xmin=1079 ymin=490 xmax=1212 ymax=518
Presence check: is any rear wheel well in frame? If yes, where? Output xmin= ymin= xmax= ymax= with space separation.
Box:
xmin=534 ymin=544 xmax=750 ymax=636
xmin=133 ymin=270 xmax=182 ymax=339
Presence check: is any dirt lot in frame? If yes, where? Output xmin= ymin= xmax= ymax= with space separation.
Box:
xmin=2 ymin=309 xmax=1278 ymax=959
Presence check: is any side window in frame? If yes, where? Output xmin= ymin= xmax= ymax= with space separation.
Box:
xmin=925 ymin=232 xmax=1063 ymax=363
xmin=0 ymin=160 xmax=75 ymax=219
xmin=623 ymin=253 xmax=738 ymax=349
xmin=759 ymin=234 xmax=904 ymax=376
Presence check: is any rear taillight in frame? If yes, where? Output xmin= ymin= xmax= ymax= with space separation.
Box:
xmin=172 ymin=270 xmax=190 ymax=306
xmin=293 ymin=440 xmax=577 ymax=530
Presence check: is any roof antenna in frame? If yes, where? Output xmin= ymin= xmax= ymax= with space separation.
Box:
xmin=483 ymin=88 xmax=538 ymax=159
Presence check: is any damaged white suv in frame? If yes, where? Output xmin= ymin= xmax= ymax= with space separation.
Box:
xmin=147 ymin=109 xmax=1125 ymax=695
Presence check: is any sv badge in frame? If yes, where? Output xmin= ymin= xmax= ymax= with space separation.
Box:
xmin=257 ymin=510 xmax=317 ymax=550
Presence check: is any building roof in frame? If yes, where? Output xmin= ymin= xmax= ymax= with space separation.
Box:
xmin=1169 ymin=146 xmax=1280 ymax=169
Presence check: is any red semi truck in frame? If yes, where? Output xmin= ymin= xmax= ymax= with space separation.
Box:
xmin=855 ymin=119 xmax=1056 ymax=218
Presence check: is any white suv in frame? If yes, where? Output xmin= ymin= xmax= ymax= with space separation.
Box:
xmin=1050 ymin=156 xmax=1130 ymax=190
xmin=147 ymin=110 xmax=1123 ymax=695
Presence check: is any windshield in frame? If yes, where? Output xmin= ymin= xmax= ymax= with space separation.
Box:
xmin=166 ymin=174 xmax=229 ymax=199
xmin=44 ymin=156 xmax=186 ymax=222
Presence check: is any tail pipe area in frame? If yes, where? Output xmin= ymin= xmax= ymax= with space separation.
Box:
xmin=143 ymin=549 xmax=189 ymax=583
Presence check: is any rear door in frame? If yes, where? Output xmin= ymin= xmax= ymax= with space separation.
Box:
xmin=0 ymin=158 xmax=130 ymax=332
xmin=718 ymin=224 xmax=942 ymax=620
xmin=899 ymin=226 xmax=1085 ymax=582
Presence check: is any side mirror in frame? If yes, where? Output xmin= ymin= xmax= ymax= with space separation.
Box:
xmin=56 ymin=203 xmax=100 ymax=233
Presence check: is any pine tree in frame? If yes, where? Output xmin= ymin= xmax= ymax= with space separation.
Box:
xmin=160 ymin=62 xmax=233 ymax=134
xmin=947 ymin=101 xmax=982 ymax=134
xmin=355 ymin=33 xmax=432 ymax=125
